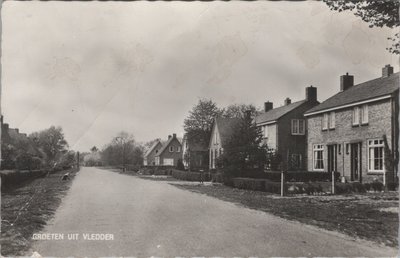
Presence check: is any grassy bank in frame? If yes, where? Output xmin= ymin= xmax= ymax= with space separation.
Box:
xmin=1 ymin=168 xmax=78 ymax=256
xmin=173 ymin=183 xmax=399 ymax=247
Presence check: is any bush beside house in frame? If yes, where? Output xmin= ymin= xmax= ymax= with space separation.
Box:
xmin=171 ymin=169 xmax=211 ymax=181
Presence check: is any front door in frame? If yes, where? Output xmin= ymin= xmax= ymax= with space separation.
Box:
xmin=327 ymin=144 xmax=337 ymax=173
xmin=350 ymin=143 xmax=362 ymax=181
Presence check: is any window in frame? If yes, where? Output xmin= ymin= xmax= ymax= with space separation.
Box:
xmin=353 ymin=106 xmax=360 ymax=125
xmin=292 ymin=119 xmax=305 ymax=135
xmin=169 ymin=146 xmax=173 ymax=152
xmin=338 ymin=144 xmax=342 ymax=155
xmin=263 ymin=125 xmax=268 ymax=138
xmin=322 ymin=112 xmax=335 ymax=130
xmin=176 ymin=146 xmax=181 ymax=152
xmin=368 ymin=139 xmax=384 ymax=172
xmin=313 ymin=144 xmax=324 ymax=170
xmin=361 ymin=104 xmax=369 ymax=124
xmin=290 ymin=154 xmax=302 ymax=170
xmin=329 ymin=112 xmax=335 ymax=129
xmin=322 ymin=113 xmax=329 ymax=130
xmin=163 ymin=158 xmax=174 ymax=166
xmin=210 ymin=150 xmax=214 ymax=169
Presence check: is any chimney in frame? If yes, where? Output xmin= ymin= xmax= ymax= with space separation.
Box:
xmin=382 ymin=64 xmax=393 ymax=77
xmin=306 ymin=85 xmax=317 ymax=102
xmin=3 ymin=123 xmax=8 ymax=131
xmin=15 ymin=129 xmax=19 ymax=134
xmin=168 ymin=135 xmax=172 ymax=140
xmin=284 ymin=97 xmax=291 ymax=106
xmin=264 ymin=101 xmax=273 ymax=112
xmin=340 ymin=72 xmax=354 ymax=91
xmin=172 ymin=133 xmax=176 ymax=138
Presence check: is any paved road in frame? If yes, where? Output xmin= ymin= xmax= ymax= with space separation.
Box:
xmin=31 ymin=167 xmax=397 ymax=257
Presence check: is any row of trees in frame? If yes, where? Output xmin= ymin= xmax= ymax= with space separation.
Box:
xmin=183 ymin=99 xmax=271 ymax=175
xmin=83 ymin=132 xmax=144 ymax=168
xmin=1 ymin=126 xmax=76 ymax=171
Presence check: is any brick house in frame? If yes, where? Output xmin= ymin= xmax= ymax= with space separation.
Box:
xmin=255 ymin=86 xmax=319 ymax=171
xmin=182 ymin=133 xmax=208 ymax=171
xmin=154 ymin=134 xmax=182 ymax=166
xmin=209 ymin=117 xmax=241 ymax=170
xmin=304 ymin=65 xmax=399 ymax=184
xmin=143 ymin=139 xmax=163 ymax=166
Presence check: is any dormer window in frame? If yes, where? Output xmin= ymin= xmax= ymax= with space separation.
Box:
xmin=169 ymin=146 xmax=173 ymax=152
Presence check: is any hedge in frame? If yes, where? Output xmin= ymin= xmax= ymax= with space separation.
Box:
xmin=1 ymin=170 xmax=48 ymax=190
xmin=228 ymin=178 xmax=387 ymax=195
xmin=172 ymin=169 xmax=207 ymax=182
xmin=139 ymin=166 xmax=173 ymax=176
xmin=335 ymin=181 xmax=385 ymax=194
xmin=231 ymin=169 xmax=340 ymax=182
xmin=231 ymin=177 xmax=281 ymax=194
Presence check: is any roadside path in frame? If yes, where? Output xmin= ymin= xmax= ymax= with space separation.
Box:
xmin=31 ymin=167 xmax=397 ymax=257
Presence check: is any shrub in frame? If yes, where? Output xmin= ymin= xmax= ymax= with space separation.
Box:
xmin=237 ymin=170 xmax=340 ymax=182
xmin=352 ymin=182 xmax=366 ymax=193
xmin=335 ymin=183 xmax=352 ymax=194
xmin=176 ymin=159 xmax=185 ymax=171
xmin=364 ymin=183 xmax=371 ymax=191
xmin=387 ymin=182 xmax=398 ymax=191
xmin=264 ymin=181 xmax=281 ymax=194
xmin=171 ymin=169 xmax=203 ymax=181
xmin=212 ymin=173 xmax=224 ymax=183
xmin=287 ymin=184 xmax=304 ymax=194
xmin=371 ymin=181 xmax=384 ymax=192
xmin=223 ymin=176 xmax=234 ymax=187
xmin=232 ymin=178 xmax=265 ymax=191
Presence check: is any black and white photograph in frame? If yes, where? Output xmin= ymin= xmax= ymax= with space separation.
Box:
xmin=0 ymin=0 xmax=399 ymax=257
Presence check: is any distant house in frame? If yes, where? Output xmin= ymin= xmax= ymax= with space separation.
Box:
xmin=143 ymin=139 xmax=163 ymax=166
xmin=182 ymin=133 xmax=208 ymax=171
xmin=209 ymin=117 xmax=241 ymax=170
xmin=1 ymin=116 xmax=41 ymax=170
xmin=154 ymin=134 xmax=182 ymax=166
xmin=255 ymin=86 xmax=319 ymax=171
xmin=304 ymin=65 xmax=399 ymax=184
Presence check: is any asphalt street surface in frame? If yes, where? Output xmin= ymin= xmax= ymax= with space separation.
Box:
xmin=31 ymin=167 xmax=397 ymax=257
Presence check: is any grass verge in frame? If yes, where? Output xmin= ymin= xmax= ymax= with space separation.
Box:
xmin=1 ymin=168 xmax=78 ymax=256
xmin=174 ymin=183 xmax=399 ymax=248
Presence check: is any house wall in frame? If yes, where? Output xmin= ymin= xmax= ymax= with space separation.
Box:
xmin=277 ymin=101 xmax=318 ymax=171
xmin=182 ymin=137 xmax=189 ymax=168
xmin=260 ymin=123 xmax=277 ymax=150
xmin=158 ymin=138 xmax=182 ymax=166
xmin=145 ymin=142 xmax=163 ymax=166
xmin=209 ymin=124 xmax=222 ymax=169
xmin=307 ymin=98 xmax=395 ymax=183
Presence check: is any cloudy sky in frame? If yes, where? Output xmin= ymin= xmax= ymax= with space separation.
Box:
xmin=1 ymin=1 xmax=398 ymax=152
